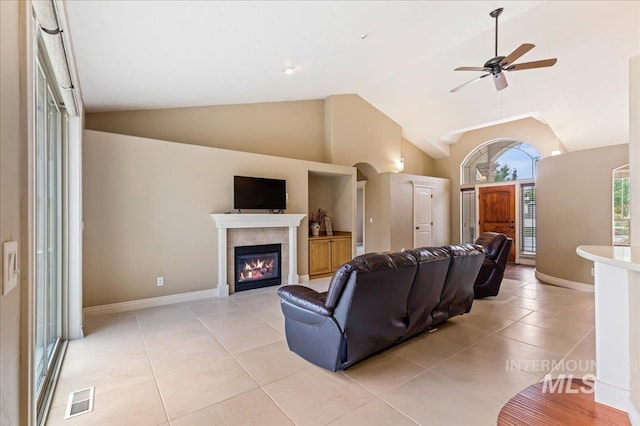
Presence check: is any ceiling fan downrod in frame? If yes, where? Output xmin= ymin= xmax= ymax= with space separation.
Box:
xmin=490 ymin=7 xmax=503 ymax=58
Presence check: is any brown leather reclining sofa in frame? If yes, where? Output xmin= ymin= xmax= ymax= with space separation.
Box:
xmin=277 ymin=244 xmax=485 ymax=371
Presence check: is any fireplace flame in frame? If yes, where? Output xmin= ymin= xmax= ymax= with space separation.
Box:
xmin=239 ymin=257 xmax=275 ymax=282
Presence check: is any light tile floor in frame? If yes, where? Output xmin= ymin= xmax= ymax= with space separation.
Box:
xmin=46 ymin=277 xmax=595 ymax=425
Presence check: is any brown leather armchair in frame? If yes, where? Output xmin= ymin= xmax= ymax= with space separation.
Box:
xmin=473 ymin=232 xmax=512 ymax=298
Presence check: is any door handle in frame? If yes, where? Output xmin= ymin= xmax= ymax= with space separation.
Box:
xmin=415 ymin=227 xmax=419 ymax=230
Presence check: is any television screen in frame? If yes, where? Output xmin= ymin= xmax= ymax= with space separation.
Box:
xmin=233 ymin=176 xmax=286 ymax=211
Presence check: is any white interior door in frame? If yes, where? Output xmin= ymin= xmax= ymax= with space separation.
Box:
xmin=414 ymin=185 xmax=432 ymax=248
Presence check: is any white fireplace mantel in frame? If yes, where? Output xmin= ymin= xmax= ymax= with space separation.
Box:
xmin=210 ymin=213 xmax=306 ymax=297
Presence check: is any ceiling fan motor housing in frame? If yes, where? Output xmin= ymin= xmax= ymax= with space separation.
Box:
xmin=484 ymin=56 xmax=506 ymax=74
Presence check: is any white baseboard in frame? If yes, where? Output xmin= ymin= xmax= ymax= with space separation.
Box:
xmin=299 ymin=274 xmax=310 ymax=283
xmin=535 ymin=270 xmax=594 ymax=292
xmin=594 ymin=380 xmax=629 ymax=412
xmin=83 ymin=288 xmax=218 ymax=316
xmin=628 ymin=397 xmax=640 ymax=425
xmin=518 ymin=257 xmax=536 ymax=266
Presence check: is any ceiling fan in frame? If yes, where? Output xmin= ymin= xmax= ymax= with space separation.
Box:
xmin=451 ymin=7 xmax=557 ymax=93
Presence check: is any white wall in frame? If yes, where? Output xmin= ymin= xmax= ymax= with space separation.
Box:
xmin=537 ymin=144 xmax=628 ymax=285
xmin=351 ymin=163 xmax=450 ymax=254
xmin=628 ymin=51 xmax=640 ymax=426
xmin=0 ymin=1 xmax=23 ymax=423
xmin=86 ymin=100 xmax=327 ymax=162
xmin=361 ymin=169 xmax=391 ymax=253
xmin=389 ymin=173 xmax=450 ymax=251
xmin=324 ymin=94 xmax=433 ymax=176
xmin=630 ymin=55 xmax=640 ymax=247
xmin=83 ymin=130 xmax=355 ymax=307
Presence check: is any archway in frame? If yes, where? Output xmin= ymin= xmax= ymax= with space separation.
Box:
xmin=460 ymin=140 xmax=541 ymax=263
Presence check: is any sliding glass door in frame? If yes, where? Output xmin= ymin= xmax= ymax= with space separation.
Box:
xmin=34 ymin=54 xmax=64 ymax=420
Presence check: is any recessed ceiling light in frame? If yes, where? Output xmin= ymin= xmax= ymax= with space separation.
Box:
xmin=283 ymin=65 xmax=297 ymax=75
xmin=360 ymin=33 xmax=369 ymax=40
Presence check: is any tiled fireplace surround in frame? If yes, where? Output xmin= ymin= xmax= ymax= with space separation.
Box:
xmin=210 ymin=214 xmax=306 ymax=296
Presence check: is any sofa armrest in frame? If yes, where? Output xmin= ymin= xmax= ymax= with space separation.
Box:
xmin=277 ymin=285 xmax=332 ymax=317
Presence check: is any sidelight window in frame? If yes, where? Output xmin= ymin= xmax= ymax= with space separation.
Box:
xmin=521 ymin=184 xmax=536 ymax=253
xmin=613 ymin=165 xmax=630 ymax=246
xmin=461 ymin=189 xmax=476 ymax=244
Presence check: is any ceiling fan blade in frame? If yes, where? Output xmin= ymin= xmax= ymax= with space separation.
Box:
xmin=507 ymin=58 xmax=558 ymax=71
xmin=450 ymin=74 xmax=490 ymax=93
xmin=500 ymin=43 xmax=535 ymax=67
xmin=454 ymin=66 xmax=490 ymax=72
xmin=493 ymin=73 xmax=508 ymax=91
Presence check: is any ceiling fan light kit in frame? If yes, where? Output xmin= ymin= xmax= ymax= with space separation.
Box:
xmin=451 ymin=7 xmax=557 ymax=93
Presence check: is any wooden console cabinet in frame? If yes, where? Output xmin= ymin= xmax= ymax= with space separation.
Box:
xmin=309 ymin=232 xmax=352 ymax=278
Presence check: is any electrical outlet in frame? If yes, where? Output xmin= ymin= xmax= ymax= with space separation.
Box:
xmin=156 ymin=277 xmax=164 ymax=286
xmin=369 ymin=217 xmax=373 ymax=223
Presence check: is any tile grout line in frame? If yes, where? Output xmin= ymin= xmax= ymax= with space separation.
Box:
xmin=498 ymin=318 xmax=593 ymax=355
xmin=224 ymin=292 xmax=340 ymax=425
xmin=221 ymin=297 xmax=300 ymax=426
xmin=226 ymin=283 xmax=383 ymax=425
xmin=537 ymin=324 xmax=596 ymax=382
xmin=186 ymin=301 xmax=298 ymax=425
xmin=135 ymin=314 xmax=173 ymax=425
xmin=336 ymin=368 xmax=422 ymax=425
xmin=429 ymin=368 xmax=506 ymax=409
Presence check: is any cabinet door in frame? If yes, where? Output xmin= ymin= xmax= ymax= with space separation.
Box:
xmin=331 ymin=238 xmax=352 ymax=270
xmin=309 ymin=240 xmax=332 ymax=275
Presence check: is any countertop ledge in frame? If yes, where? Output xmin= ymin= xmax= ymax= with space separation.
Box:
xmin=577 ymin=245 xmax=640 ymax=272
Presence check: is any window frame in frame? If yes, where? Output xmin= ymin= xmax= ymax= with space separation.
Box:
xmin=612 ymin=164 xmax=631 ymax=246
xmin=460 ymin=139 xmax=541 ymax=186
xmin=33 ymin=26 xmax=69 ymax=426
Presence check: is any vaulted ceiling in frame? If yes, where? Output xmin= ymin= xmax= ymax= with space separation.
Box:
xmin=64 ymin=1 xmax=640 ymax=158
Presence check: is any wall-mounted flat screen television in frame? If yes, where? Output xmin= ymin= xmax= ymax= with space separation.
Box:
xmin=233 ymin=176 xmax=286 ymax=211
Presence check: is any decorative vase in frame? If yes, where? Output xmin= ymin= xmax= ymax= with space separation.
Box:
xmin=310 ymin=222 xmax=320 ymax=237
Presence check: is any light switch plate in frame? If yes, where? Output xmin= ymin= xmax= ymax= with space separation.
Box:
xmin=3 ymin=241 xmax=18 ymax=295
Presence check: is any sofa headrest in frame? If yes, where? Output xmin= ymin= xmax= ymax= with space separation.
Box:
xmin=474 ymin=232 xmax=507 ymax=259
xmin=351 ymin=251 xmax=417 ymax=271
xmin=324 ymin=252 xmax=417 ymax=309
xmin=405 ymin=247 xmax=450 ymax=263
xmin=445 ymin=244 xmax=485 ymax=257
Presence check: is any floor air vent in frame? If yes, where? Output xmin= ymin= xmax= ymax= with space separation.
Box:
xmin=65 ymin=386 xmax=94 ymax=419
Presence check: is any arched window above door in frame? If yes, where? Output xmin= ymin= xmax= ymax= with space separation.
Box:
xmin=461 ymin=140 xmax=541 ymax=185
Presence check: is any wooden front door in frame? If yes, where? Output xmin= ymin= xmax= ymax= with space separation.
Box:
xmin=479 ymin=185 xmax=516 ymax=261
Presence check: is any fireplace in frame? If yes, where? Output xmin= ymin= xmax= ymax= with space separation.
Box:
xmin=234 ymin=243 xmax=282 ymax=292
